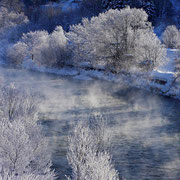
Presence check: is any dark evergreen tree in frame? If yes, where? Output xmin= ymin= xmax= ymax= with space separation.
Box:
xmin=142 ymin=0 xmax=155 ymax=19
xmin=102 ymin=0 xmax=155 ymax=19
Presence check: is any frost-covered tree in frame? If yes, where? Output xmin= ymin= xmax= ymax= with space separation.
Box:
xmin=0 ymin=84 xmax=36 ymax=121
xmin=88 ymin=113 xmax=109 ymax=152
xmin=0 ymin=7 xmax=28 ymax=34
xmin=67 ymin=7 xmax=165 ymax=72
xmin=7 ymin=26 xmax=71 ymax=67
xmin=67 ymin=121 xmax=119 ymax=180
xmin=0 ymin=0 xmax=25 ymax=13
xmin=21 ymin=30 xmax=49 ymax=63
xmin=0 ymin=170 xmax=55 ymax=180
xmin=6 ymin=30 xmax=49 ymax=65
xmin=0 ymin=6 xmax=28 ymax=63
xmin=6 ymin=41 xmax=28 ymax=65
xmin=135 ymin=30 xmax=166 ymax=70
xmin=162 ymin=25 xmax=180 ymax=49
xmin=0 ymin=84 xmax=55 ymax=179
xmin=0 ymin=6 xmax=28 ymax=44
xmin=47 ymin=26 xmax=71 ymax=67
xmin=174 ymin=56 xmax=180 ymax=73
xmin=0 ymin=8 xmax=28 ymax=29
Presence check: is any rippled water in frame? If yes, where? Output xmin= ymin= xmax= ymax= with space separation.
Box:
xmin=0 ymin=66 xmax=180 ymax=180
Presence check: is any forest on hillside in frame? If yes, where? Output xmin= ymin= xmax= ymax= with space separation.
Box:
xmin=1 ymin=0 xmax=180 ymax=31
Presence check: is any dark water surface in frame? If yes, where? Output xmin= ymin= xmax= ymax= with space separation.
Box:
xmin=0 ymin=66 xmax=179 ymax=180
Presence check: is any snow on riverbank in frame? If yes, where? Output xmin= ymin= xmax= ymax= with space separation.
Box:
xmin=22 ymin=59 xmax=79 ymax=76
xmin=17 ymin=49 xmax=180 ymax=100
xmin=147 ymin=49 xmax=180 ymax=98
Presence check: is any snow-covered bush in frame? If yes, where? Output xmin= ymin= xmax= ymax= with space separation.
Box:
xmin=135 ymin=30 xmax=167 ymax=71
xmin=0 ymin=170 xmax=55 ymax=180
xmin=0 ymin=7 xmax=28 ymax=40
xmin=0 ymin=0 xmax=25 ymax=13
xmin=7 ymin=26 xmax=71 ymax=67
xmin=0 ymin=84 xmax=36 ymax=121
xmin=45 ymin=26 xmax=71 ymax=67
xmin=21 ymin=30 xmax=50 ymax=64
xmin=7 ymin=30 xmax=50 ymax=66
xmin=0 ymin=7 xmax=28 ymax=61
xmin=67 ymin=7 xmax=165 ymax=72
xmin=162 ymin=25 xmax=180 ymax=49
xmin=175 ymin=58 xmax=180 ymax=73
xmin=0 ymin=7 xmax=28 ymax=30
xmin=6 ymin=42 xmax=28 ymax=65
xmin=67 ymin=121 xmax=119 ymax=180
xmin=0 ymin=120 xmax=35 ymax=174
xmin=0 ymin=84 xmax=55 ymax=179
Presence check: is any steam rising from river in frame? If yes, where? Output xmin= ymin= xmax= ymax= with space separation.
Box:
xmin=0 ymin=66 xmax=179 ymax=179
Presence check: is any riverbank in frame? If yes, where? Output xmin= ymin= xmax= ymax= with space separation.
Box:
xmin=20 ymin=52 xmax=180 ymax=101
xmin=0 ymin=48 xmax=178 ymax=100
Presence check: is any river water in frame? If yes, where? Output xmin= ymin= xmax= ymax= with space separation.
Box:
xmin=0 ymin=66 xmax=179 ymax=180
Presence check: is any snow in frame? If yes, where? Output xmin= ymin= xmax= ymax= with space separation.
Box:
xmin=157 ymin=49 xmax=178 ymax=73
xmin=151 ymin=49 xmax=176 ymax=78
xmin=142 ymin=48 xmax=180 ymax=95
xmin=22 ymin=59 xmax=79 ymax=76
xmin=150 ymin=70 xmax=175 ymax=81
xmin=78 ymin=61 xmax=93 ymax=68
xmin=19 ymin=48 xmax=180 ymax=100
xmin=167 ymin=48 xmax=180 ymax=52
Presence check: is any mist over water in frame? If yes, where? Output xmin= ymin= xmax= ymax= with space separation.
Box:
xmin=0 ymin=66 xmax=180 ymax=180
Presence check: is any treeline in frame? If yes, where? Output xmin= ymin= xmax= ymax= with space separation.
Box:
xmin=1 ymin=0 xmax=179 ymax=33
xmin=1 ymin=0 xmax=180 ymax=74
xmin=2 ymin=6 xmax=168 ymax=74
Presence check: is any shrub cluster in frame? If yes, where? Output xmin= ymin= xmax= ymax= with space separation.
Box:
xmin=7 ymin=7 xmax=166 ymax=72
xmin=7 ymin=26 xmax=71 ymax=67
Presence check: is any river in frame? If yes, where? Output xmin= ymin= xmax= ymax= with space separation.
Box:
xmin=0 ymin=65 xmax=179 ymax=180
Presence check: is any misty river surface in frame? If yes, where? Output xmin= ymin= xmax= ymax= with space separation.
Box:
xmin=0 ymin=66 xmax=180 ymax=180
